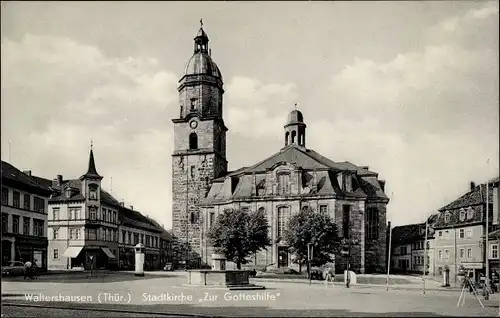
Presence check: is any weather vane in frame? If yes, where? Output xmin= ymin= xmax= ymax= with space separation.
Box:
xmin=200 ymin=19 xmax=203 ymax=27
xmin=294 ymin=103 xmax=297 ymax=110
xmin=90 ymin=139 xmax=93 ymax=150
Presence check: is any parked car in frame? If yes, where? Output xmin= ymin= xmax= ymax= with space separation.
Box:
xmin=1 ymin=261 xmax=25 ymax=276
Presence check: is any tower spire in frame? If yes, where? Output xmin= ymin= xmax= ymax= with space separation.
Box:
xmin=194 ymin=20 xmax=209 ymax=54
xmin=81 ymin=142 xmax=103 ymax=180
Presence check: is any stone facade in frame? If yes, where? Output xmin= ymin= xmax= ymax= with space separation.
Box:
xmin=171 ymin=25 xmax=389 ymax=273
xmin=171 ymin=24 xmax=227 ymax=265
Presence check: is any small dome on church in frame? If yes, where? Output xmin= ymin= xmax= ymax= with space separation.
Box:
xmin=287 ymin=109 xmax=304 ymax=125
xmin=184 ymin=53 xmax=223 ymax=79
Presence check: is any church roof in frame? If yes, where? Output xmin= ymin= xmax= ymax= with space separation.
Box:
xmin=204 ymin=145 xmax=388 ymax=204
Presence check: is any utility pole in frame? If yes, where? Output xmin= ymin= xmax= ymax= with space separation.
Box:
xmin=423 ymin=209 xmax=429 ymax=294
xmin=485 ymin=161 xmax=490 ymax=300
xmin=386 ymin=192 xmax=394 ymax=291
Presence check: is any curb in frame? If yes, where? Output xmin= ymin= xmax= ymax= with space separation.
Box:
xmin=1 ymin=302 xmax=215 ymax=317
xmin=250 ymin=278 xmax=458 ymax=292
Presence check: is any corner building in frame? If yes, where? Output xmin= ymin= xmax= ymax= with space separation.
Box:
xmin=171 ymin=25 xmax=389 ymax=273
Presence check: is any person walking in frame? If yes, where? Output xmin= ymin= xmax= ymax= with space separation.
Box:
xmin=324 ymin=266 xmax=335 ymax=287
xmin=23 ymin=260 xmax=32 ymax=280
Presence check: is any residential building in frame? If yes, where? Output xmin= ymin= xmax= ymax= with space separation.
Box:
xmin=34 ymin=147 xmax=166 ymax=270
xmin=1 ymin=161 xmax=52 ymax=270
xmin=485 ymin=177 xmax=500 ymax=275
xmin=390 ymin=214 xmax=437 ymax=275
xmin=433 ymin=180 xmax=497 ymax=284
xmin=171 ymin=23 xmax=390 ymax=273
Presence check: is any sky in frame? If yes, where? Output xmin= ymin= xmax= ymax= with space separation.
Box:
xmin=1 ymin=1 xmax=498 ymax=228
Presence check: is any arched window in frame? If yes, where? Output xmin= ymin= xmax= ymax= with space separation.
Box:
xmin=291 ymin=131 xmax=297 ymax=144
xmin=189 ymin=133 xmax=198 ymax=150
xmin=299 ymin=133 xmax=304 ymax=146
xmin=285 ymin=132 xmax=289 ymax=146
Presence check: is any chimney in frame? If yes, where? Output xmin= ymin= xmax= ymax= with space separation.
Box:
xmin=470 ymin=182 xmax=476 ymax=191
xmin=130 ymin=205 xmax=134 ymax=210
xmin=23 ymin=170 xmax=32 ymax=176
xmin=379 ymin=180 xmax=386 ymax=192
xmin=57 ymin=175 xmax=63 ymax=186
xmin=119 ymin=202 xmax=125 ymax=207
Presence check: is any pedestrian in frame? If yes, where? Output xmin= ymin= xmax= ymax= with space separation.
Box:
xmin=23 ymin=260 xmax=32 ymax=280
xmin=324 ymin=267 xmax=335 ymax=287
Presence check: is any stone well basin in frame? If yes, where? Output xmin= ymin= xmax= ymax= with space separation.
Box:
xmin=187 ymin=269 xmax=251 ymax=286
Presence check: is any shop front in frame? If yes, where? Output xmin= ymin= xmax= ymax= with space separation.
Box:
xmin=145 ymin=250 xmax=161 ymax=271
xmin=461 ymin=262 xmax=484 ymax=282
xmin=2 ymin=240 xmax=13 ymax=266
xmin=63 ymin=245 xmax=116 ymax=270
xmin=119 ymin=246 xmax=135 ymax=270
xmin=14 ymin=235 xmax=47 ymax=271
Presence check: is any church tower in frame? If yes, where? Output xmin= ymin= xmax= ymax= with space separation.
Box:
xmin=171 ymin=21 xmax=228 ymax=266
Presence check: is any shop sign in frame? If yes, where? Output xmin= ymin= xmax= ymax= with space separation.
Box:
xmin=16 ymin=237 xmax=47 ymax=247
xmin=461 ymin=262 xmax=484 ymax=269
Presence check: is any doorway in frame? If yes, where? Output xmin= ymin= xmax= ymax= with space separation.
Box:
xmin=278 ymin=247 xmax=288 ymax=268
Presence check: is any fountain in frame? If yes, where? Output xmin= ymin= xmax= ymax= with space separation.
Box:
xmin=186 ymin=253 xmax=265 ymax=290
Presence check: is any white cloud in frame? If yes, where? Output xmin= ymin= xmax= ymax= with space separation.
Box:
xmin=1 ymin=34 xmax=177 ymax=229
xmin=225 ymin=76 xmax=299 ymax=138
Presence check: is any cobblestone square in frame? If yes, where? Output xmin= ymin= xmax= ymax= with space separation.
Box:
xmin=2 ymin=273 xmax=498 ymax=317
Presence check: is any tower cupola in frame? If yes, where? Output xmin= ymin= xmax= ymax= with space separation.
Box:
xmin=284 ymin=106 xmax=307 ymax=148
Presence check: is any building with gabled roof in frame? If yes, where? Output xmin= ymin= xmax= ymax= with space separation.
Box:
xmin=34 ymin=146 xmax=167 ymax=271
xmin=389 ymin=214 xmax=437 ymax=276
xmin=171 ymin=23 xmax=390 ymax=273
xmin=2 ymin=161 xmax=52 ymax=270
xmin=433 ymin=178 xmax=498 ymax=284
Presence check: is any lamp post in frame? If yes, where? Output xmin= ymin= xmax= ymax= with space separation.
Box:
xmin=342 ymin=238 xmax=359 ymax=288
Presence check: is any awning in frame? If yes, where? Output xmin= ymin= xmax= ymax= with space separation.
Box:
xmin=101 ymin=247 xmax=116 ymax=259
xmin=63 ymin=246 xmax=84 ymax=258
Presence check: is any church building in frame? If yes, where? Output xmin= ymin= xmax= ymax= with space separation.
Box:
xmin=171 ymin=23 xmax=389 ymax=273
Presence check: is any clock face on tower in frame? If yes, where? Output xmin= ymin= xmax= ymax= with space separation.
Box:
xmin=190 ymin=120 xmax=198 ymax=129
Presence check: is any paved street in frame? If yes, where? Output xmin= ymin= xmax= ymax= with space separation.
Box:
xmin=2 ymin=272 xmax=499 ymax=317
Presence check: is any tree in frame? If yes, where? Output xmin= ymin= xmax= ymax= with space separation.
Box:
xmin=283 ymin=207 xmax=341 ymax=271
xmin=207 ymin=208 xmax=270 ymax=269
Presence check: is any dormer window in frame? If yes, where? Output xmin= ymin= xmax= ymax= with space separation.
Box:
xmin=466 ymin=207 xmax=474 ymax=220
xmin=65 ymin=188 xmax=72 ymax=199
xmin=444 ymin=212 xmax=451 ymax=223
xmin=459 ymin=209 xmax=466 ymax=221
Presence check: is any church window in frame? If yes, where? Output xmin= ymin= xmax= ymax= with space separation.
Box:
xmin=180 ymin=106 xmax=183 ymax=117
xmin=291 ymin=131 xmax=296 ymax=144
xmin=319 ymin=205 xmax=328 ymax=214
xmin=299 ymin=133 xmax=304 ymax=146
xmin=190 ymin=98 xmax=196 ymax=110
xmin=190 ymin=166 xmax=196 ymax=178
xmin=208 ymin=210 xmax=215 ymax=228
xmin=367 ymin=207 xmax=379 ymax=239
xmin=285 ymin=132 xmax=289 ymax=146
xmin=277 ymin=173 xmax=290 ymax=195
xmin=277 ymin=206 xmax=290 ymax=238
xmin=342 ymin=205 xmax=350 ymax=238
xmin=189 ymin=133 xmax=198 ymax=150
xmin=190 ymin=211 xmax=199 ymax=224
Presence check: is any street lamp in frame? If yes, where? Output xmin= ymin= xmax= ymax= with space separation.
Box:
xmin=342 ymin=238 xmax=359 ymax=288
